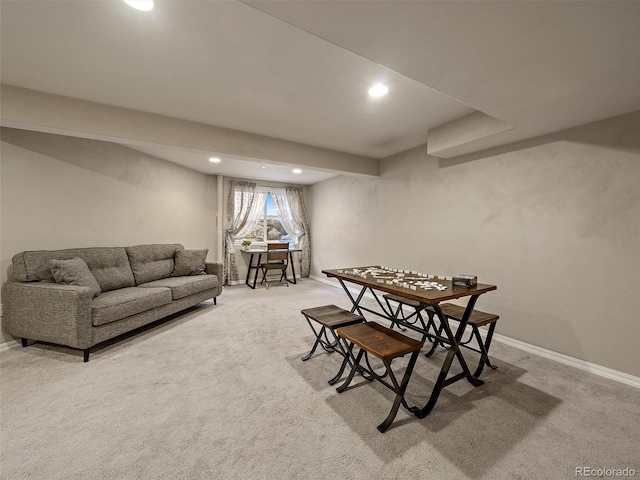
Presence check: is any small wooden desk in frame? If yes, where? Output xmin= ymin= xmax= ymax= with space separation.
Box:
xmin=241 ymin=247 xmax=302 ymax=289
xmin=322 ymin=266 xmax=497 ymax=418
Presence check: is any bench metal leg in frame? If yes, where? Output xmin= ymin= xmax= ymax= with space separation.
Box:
xmin=378 ymin=351 xmax=420 ymax=433
xmin=335 ymin=349 xmax=365 ymax=393
xmin=424 ymin=320 xmax=445 ymax=357
xmin=336 ymin=346 xmax=421 ymax=433
xmin=302 ymin=319 xmax=326 ymax=362
xmin=331 ymin=339 xmax=376 ymax=385
xmin=470 ymin=322 xmax=498 ymax=379
xmin=387 ymin=302 xmax=407 ymax=332
xmin=328 ymin=340 xmax=357 ymax=385
xmin=301 ymin=323 xmax=337 ymax=361
xmin=425 ymin=317 xmax=498 ymax=380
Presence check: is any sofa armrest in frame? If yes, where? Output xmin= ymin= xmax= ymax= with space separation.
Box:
xmin=2 ymin=282 xmax=94 ymax=349
xmin=205 ymin=262 xmax=224 ymax=294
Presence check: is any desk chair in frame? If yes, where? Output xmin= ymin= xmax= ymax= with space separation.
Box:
xmin=259 ymin=243 xmax=289 ymax=288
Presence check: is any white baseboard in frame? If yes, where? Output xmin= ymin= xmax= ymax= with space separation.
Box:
xmin=491 ymin=333 xmax=640 ymax=388
xmin=309 ymin=275 xmax=640 ymax=389
xmin=0 ymin=303 xmax=15 ymax=353
xmin=0 ymin=340 xmax=21 ymax=353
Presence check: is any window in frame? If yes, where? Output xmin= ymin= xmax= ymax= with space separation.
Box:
xmin=243 ymin=194 xmax=287 ymax=243
xmin=227 ymin=180 xmax=309 ymax=282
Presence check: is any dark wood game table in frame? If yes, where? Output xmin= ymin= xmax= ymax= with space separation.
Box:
xmin=322 ymin=266 xmax=497 ymax=418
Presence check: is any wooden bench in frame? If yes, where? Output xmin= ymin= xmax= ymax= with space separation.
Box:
xmin=437 ymin=303 xmax=499 ymax=379
xmin=335 ymin=321 xmax=424 ymax=433
xmin=300 ymin=305 xmax=365 ymax=385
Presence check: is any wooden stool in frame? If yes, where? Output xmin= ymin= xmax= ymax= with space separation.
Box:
xmin=336 ymin=321 xmax=424 ymax=433
xmin=301 ymin=305 xmax=365 ymax=385
xmin=437 ymin=303 xmax=499 ymax=380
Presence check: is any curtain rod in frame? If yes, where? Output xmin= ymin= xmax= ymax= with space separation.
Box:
xmin=257 ymin=184 xmax=303 ymax=191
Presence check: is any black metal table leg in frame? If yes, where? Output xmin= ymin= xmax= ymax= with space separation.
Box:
xmin=415 ymin=296 xmax=483 ymax=419
xmin=287 ymin=251 xmax=297 ymax=284
xmin=337 ymin=279 xmax=367 ymax=317
xmin=251 ymin=253 xmax=262 ymax=289
xmin=244 ymin=253 xmax=254 ymax=288
xmin=416 ymin=343 xmax=456 ymax=418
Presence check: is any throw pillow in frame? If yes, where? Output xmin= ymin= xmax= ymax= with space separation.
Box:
xmin=50 ymin=257 xmax=101 ymax=298
xmin=173 ymin=249 xmax=208 ymax=276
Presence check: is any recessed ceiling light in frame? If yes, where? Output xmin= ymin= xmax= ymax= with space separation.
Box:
xmin=368 ymin=84 xmax=389 ymax=97
xmin=209 ymin=157 xmax=221 ymax=163
xmin=123 ymin=1 xmax=154 ymax=11
xmin=261 ymin=165 xmax=266 ymax=169
xmin=292 ymin=169 xmax=302 ymax=174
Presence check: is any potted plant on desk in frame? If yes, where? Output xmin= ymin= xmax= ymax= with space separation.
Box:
xmin=241 ymin=239 xmax=252 ymax=250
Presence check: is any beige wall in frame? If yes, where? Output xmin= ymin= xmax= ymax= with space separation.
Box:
xmin=309 ymin=111 xmax=640 ymax=377
xmin=0 ymin=127 xmax=218 ymax=344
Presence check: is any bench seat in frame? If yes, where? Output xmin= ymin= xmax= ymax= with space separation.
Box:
xmin=336 ymin=321 xmax=424 ymax=433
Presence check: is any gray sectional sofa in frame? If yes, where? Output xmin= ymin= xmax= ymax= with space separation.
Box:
xmin=2 ymin=244 xmax=223 ymax=361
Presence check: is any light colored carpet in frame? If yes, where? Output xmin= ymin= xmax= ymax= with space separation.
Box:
xmin=1 ymin=279 xmax=638 ymax=480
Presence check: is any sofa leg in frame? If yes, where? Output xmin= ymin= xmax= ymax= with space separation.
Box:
xmin=214 ymin=297 xmax=217 ymax=305
xmin=21 ymin=338 xmax=29 ymax=347
xmin=83 ymin=349 xmax=90 ymax=363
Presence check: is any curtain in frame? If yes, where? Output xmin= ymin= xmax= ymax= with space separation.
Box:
xmin=271 ymin=186 xmax=311 ymax=278
xmin=224 ymin=181 xmax=267 ymax=284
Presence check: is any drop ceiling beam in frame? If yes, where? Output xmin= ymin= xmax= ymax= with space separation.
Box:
xmin=0 ymin=85 xmax=378 ymax=177
xmin=427 ymin=111 xmax=513 ymax=158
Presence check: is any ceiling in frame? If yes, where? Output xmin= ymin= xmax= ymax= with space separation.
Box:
xmin=2 ymin=0 xmax=640 ymax=184
xmin=128 ymin=143 xmax=337 ymax=185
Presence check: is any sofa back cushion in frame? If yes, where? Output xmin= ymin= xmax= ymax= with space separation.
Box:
xmin=125 ymin=244 xmax=184 ymax=285
xmin=12 ymin=247 xmax=135 ymax=292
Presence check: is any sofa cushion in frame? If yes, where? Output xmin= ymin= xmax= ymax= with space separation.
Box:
xmin=172 ymin=249 xmax=208 ymax=276
xmin=50 ymin=257 xmax=101 ymax=298
xmin=138 ymin=275 xmax=218 ymax=300
xmin=13 ymin=248 xmax=135 ymax=292
xmin=125 ymin=244 xmax=184 ymax=285
xmin=91 ymin=287 xmax=172 ymax=326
